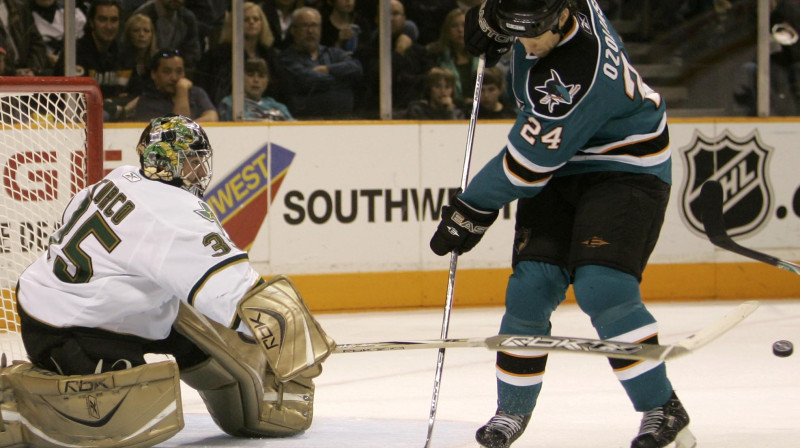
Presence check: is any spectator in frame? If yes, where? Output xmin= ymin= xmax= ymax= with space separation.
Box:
xmin=403 ymin=67 xmax=464 ymax=120
xmin=199 ymin=1 xmax=287 ymax=107
xmin=403 ymin=0 xmax=457 ymax=47
xmin=132 ymin=0 xmax=201 ymax=75
xmin=54 ymin=0 xmax=129 ymax=121
xmin=183 ymin=0 xmax=226 ymax=51
xmin=478 ymin=66 xmax=516 ymax=119
xmin=218 ymin=57 xmax=294 ymax=121
xmin=355 ymin=0 xmax=429 ymax=116
xmin=27 ymin=0 xmax=87 ymax=73
xmin=280 ymin=6 xmax=362 ymax=119
xmin=259 ymin=0 xmax=300 ymax=50
xmin=0 ymin=0 xmax=49 ymax=75
xmin=320 ymin=0 xmax=370 ymax=53
xmin=426 ymin=8 xmax=477 ymax=111
xmin=132 ymin=48 xmax=218 ymax=121
xmin=119 ymin=13 xmax=157 ymax=99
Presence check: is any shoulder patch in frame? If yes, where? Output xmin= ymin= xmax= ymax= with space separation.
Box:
xmin=533 ymin=69 xmax=582 ymax=114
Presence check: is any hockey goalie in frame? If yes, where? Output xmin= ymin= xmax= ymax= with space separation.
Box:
xmin=2 ymin=115 xmax=336 ymax=447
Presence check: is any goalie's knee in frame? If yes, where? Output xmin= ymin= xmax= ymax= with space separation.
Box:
xmin=0 ymin=360 xmax=183 ymax=448
xmin=180 ymin=356 xmax=315 ymax=437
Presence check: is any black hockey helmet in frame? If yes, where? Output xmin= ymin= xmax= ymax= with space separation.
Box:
xmin=495 ymin=0 xmax=572 ymax=37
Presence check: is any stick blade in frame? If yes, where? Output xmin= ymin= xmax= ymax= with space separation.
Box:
xmin=667 ymin=300 xmax=760 ymax=358
xmin=699 ymin=180 xmax=727 ymax=244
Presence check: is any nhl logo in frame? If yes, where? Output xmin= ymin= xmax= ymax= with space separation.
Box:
xmin=679 ymin=130 xmax=773 ymax=238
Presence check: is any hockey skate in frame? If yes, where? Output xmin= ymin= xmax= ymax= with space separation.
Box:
xmin=631 ymin=392 xmax=696 ymax=448
xmin=475 ymin=409 xmax=531 ymax=448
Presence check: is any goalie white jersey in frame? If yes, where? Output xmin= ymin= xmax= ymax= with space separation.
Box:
xmin=17 ymin=166 xmax=260 ymax=340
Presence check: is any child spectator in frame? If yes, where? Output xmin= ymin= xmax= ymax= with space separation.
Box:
xmin=218 ymin=58 xmax=294 ymax=121
xmin=404 ymin=67 xmax=464 ymax=120
xmin=479 ymin=66 xmax=516 ymax=119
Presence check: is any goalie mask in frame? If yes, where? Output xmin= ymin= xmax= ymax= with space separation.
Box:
xmin=495 ymin=0 xmax=573 ymax=38
xmin=136 ymin=115 xmax=213 ymax=198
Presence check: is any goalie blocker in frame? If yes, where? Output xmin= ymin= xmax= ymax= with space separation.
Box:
xmin=175 ymin=275 xmax=336 ymax=437
xmin=0 ymin=276 xmax=335 ymax=447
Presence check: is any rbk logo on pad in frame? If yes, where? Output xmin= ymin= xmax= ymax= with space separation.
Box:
xmin=244 ymin=307 xmax=286 ymax=351
xmin=679 ymin=130 xmax=773 ymax=238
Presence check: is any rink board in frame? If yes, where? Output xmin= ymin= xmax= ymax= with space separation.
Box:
xmin=5 ymin=118 xmax=798 ymax=311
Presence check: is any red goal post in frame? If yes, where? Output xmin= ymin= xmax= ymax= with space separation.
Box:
xmin=0 ymin=77 xmax=104 ymax=335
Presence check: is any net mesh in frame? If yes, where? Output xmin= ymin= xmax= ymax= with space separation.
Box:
xmin=0 ymin=88 xmax=95 ymax=357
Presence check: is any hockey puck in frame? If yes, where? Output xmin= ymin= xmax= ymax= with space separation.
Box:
xmin=772 ymin=340 xmax=794 ymax=357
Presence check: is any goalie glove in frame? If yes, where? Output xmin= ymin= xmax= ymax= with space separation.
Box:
xmin=465 ymin=0 xmax=513 ymax=67
xmin=430 ymin=196 xmax=499 ymax=256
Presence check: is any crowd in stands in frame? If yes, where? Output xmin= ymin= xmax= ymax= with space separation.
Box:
xmin=0 ymin=0 xmax=520 ymax=122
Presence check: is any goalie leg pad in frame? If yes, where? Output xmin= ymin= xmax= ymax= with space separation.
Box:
xmin=238 ymin=275 xmax=336 ymax=382
xmin=174 ymin=299 xmax=317 ymax=437
xmin=0 ymin=361 xmax=182 ymax=448
xmin=179 ymin=357 xmax=314 ymax=437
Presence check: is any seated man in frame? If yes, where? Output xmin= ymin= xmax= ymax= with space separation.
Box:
xmin=54 ymin=0 xmax=133 ymax=122
xmin=3 ymin=115 xmax=335 ymax=448
xmin=132 ymin=49 xmax=218 ymax=122
xmin=279 ymin=7 xmax=363 ymax=119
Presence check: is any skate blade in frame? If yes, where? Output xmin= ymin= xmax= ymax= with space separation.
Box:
xmin=668 ymin=427 xmax=697 ymax=448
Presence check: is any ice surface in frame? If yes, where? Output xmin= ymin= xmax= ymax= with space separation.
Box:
xmin=163 ymin=300 xmax=800 ymax=447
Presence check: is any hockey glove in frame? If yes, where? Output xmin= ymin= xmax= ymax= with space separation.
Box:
xmin=430 ymin=196 xmax=499 ymax=256
xmin=464 ymin=0 xmax=513 ymax=67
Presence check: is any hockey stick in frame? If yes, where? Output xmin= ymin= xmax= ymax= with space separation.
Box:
xmin=335 ymin=300 xmax=759 ymax=362
xmin=699 ymin=180 xmax=800 ymax=275
xmin=424 ymin=54 xmax=487 ymax=448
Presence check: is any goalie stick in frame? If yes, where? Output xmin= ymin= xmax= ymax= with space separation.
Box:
xmin=699 ymin=180 xmax=800 ymax=275
xmin=334 ymin=300 xmax=759 ymax=362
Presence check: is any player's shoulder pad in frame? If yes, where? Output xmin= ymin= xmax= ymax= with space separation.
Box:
xmin=526 ymin=10 xmax=599 ymax=119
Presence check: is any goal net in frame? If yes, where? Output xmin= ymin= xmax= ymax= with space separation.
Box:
xmin=0 ymin=77 xmax=103 ymax=356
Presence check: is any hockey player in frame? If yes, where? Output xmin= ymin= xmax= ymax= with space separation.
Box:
xmin=429 ymin=1 xmax=693 ymax=448
xmin=3 ymin=115 xmax=335 ymax=448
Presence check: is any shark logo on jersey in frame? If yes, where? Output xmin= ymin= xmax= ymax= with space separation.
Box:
xmin=534 ymin=69 xmax=581 ymax=113
xmin=679 ymin=130 xmax=773 ymax=238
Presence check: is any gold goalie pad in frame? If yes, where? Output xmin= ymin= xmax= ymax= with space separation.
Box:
xmin=0 ymin=360 xmax=183 ymax=448
xmin=174 ymin=276 xmax=334 ymax=437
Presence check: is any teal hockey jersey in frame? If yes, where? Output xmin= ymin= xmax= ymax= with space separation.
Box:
xmin=461 ymin=0 xmax=671 ymax=211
